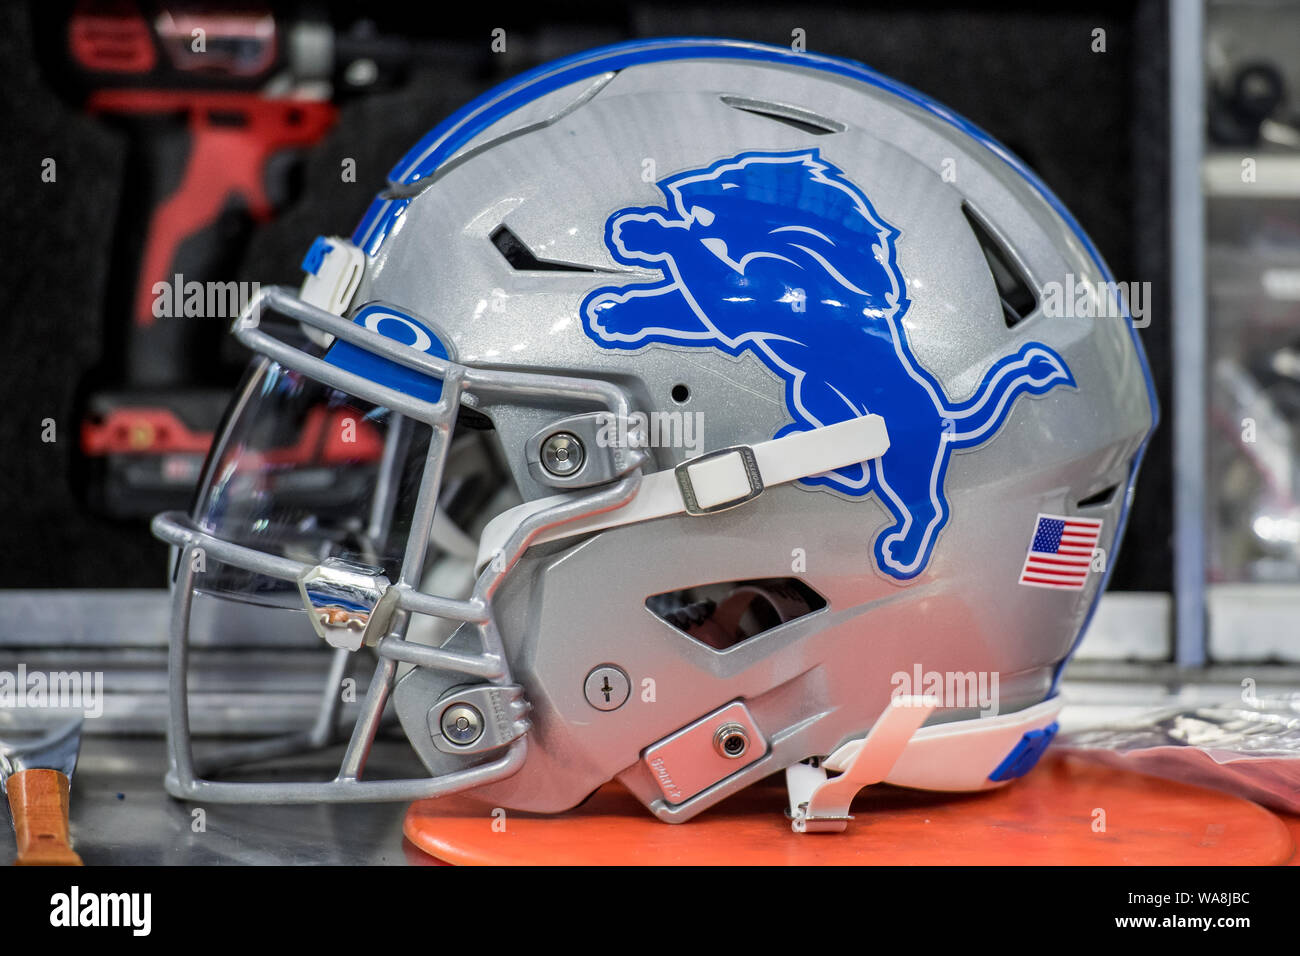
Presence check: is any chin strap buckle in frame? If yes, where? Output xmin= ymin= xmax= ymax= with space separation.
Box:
xmin=475 ymin=412 xmax=891 ymax=570
xmin=675 ymin=444 xmax=764 ymax=515
xmin=786 ymin=695 xmax=937 ymax=834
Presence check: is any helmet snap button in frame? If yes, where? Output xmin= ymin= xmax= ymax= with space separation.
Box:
xmin=541 ymin=432 xmax=585 ymax=477
xmin=440 ymin=704 xmax=485 ymax=745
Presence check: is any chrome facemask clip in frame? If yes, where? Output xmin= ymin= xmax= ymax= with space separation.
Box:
xmin=297 ymin=557 xmax=398 ymax=651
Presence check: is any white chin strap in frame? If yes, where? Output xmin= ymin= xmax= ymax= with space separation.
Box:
xmin=786 ymin=696 xmax=1064 ymax=834
xmin=476 ymin=413 xmax=890 ymax=570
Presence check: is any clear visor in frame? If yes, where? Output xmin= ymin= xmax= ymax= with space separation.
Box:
xmin=189 ymin=354 xmax=503 ymax=612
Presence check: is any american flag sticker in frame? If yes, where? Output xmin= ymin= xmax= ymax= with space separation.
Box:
xmin=1018 ymin=514 xmax=1103 ymax=590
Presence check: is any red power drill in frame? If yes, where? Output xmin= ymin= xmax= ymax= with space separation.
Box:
xmin=65 ymin=1 xmax=340 ymax=516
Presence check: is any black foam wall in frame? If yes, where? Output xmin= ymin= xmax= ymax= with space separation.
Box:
xmin=0 ymin=0 xmax=1171 ymax=590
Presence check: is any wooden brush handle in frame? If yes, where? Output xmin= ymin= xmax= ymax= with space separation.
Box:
xmin=7 ymin=768 xmax=83 ymax=866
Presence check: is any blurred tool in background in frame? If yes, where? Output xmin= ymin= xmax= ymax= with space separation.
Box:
xmin=53 ymin=1 xmax=436 ymax=517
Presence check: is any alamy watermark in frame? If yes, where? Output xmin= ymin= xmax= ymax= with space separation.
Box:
xmin=1040 ymin=273 xmax=1150 ymax=328
xmin=890 ymin=664 xmax=1001 ymax=717
xmin=0 ymin=665 xmax=103 ymax=718
xmin=152 ymin=274 xmax=260 ymax=320
xmin=594 ymin=410 xmax=705 ymax=457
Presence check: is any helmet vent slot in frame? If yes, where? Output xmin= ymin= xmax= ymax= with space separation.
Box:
xmin=646 ymin=577 xmax=827 ymax=651
xmin=1075 ymin=483 xmax=1119 ymax=509
xmin=961 ymin=203 xmax=1038 ymax=328
xmin=490 ymin=225 xmax=599 ymax=272
xmin=719 ymin=95 xmax=846 ymax=136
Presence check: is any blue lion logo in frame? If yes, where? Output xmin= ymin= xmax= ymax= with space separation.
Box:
xmin=580 ymin=149 xmax=1074 ymax=580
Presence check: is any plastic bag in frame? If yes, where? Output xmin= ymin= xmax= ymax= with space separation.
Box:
xmin=1056 ymin=693 xmax=1300 ymax=814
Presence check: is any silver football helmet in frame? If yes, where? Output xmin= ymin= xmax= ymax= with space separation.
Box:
xmin=152 ymin=38 xmax=1154 ymax=831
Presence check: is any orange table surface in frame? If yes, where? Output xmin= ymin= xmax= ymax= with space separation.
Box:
xmin=403 ymin=753 xmax=1296 ymax=865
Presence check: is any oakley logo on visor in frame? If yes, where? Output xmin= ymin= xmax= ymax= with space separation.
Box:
xmin=323 ymin=304 xmax=448 ymax=403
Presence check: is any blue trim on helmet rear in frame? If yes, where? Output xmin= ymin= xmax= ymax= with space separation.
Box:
xmin=988 ymin=722 xmax=1060 ymax=782
xmin=349 ymin=38 xmax=1159 ymax=691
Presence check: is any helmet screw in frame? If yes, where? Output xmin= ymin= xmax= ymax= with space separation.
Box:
xmin=541 ymin=432 xmax=585 ymax=477
xmin=713 ymin=723 xmax=749 ymax=759
xmin=584 ymin=665 xmax=630 ymax=711
xmin=440 ymin=703 xmax=484 ymax=746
